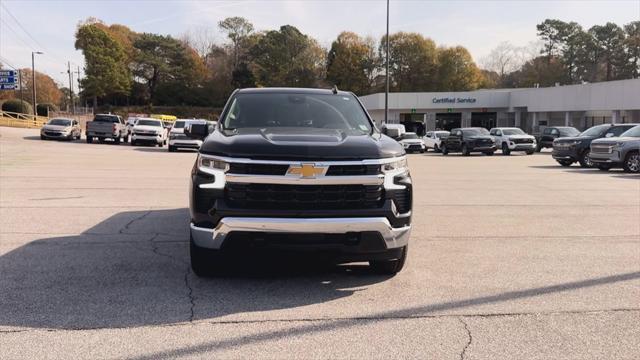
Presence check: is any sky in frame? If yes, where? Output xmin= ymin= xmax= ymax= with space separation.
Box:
xmin=1 ymin=0 xmax=639 ymax=88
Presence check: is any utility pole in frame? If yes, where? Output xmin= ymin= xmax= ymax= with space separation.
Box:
xmin=18 ymin=69 xmax=25 ymax=109
xmin=384 ymin=0 xmax=390 ymax=125
xmin=67 ymin=61 xmax=75 ymax=114
xmin=31 ymin=51 xmax=43 ymax=116
xmin=75 ymin=66 xmax=81 ymax=113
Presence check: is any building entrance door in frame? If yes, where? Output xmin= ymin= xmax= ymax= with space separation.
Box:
xmin=471 ymin=112 xmax=497 ymax=129
xmin=435 ymin=113 xmax=461 ymax=131
xmin=400 ymin=113 xmax=425 ymax=136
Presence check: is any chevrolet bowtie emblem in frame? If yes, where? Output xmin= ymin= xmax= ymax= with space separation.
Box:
xmin=287 ymin=163 xmax=326 ymax=178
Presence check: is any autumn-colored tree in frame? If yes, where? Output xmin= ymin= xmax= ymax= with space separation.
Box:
xmin=326 ymin=32 xmax=379 ymax=95
xmin=436 ymin=46 xmax=483 ymax=91
xmin=381 ymin=32 xmax=438 ymax=92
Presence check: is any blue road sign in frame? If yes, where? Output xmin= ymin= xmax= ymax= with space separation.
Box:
xmin=0 ymin=77 xmax=17 ymax=84
xmin=0 ymin=84 xmax=18 ymax=90
xmin=0 ymin=70 xmax=17 ymax=77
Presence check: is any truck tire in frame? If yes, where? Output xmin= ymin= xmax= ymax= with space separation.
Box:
xmin=168 ymin=145 xmax=175 ymax=152
xmin=462 ymin=144 xmax=470 ymax=156
xmin=501 ymin=143 xmax=511 ymax=155
xmin=131 ymin=140 xmax=137 ymax=146
xmin=622 ymin=151 xmax=640 ymax=173
xmin=122 ymin=133 xmax=129 ymax=144
xmin=86 ymin=136 xmax=92 ymax=144
xmin=433 ymin=144 xmax=439 ymax=153
xmin=114 ymin=136 xmax=121 ymax=145
xmin=578 ymin=150 xmax=593 ymax=168
xmin=190 ymin=236 xmax=226 ymax=277
xmin=597 ymin=164 xmax=612 ymax=171
xmin=526 ymin=150 xmax=534 ymax=155
xmin=441 ymin=145 xmax=448 ymax=155
xmin=370 ymin=246 xmax=407 ymax=275
xmin=557 ymin=160 xmax=572 ymax=167
xmin=41 ymin=135 xmax=46 ymax=140
xmin=535 ymin=143 xmax=542 ymax=152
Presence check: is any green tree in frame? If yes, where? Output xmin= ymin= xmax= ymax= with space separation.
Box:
xmin=589 ymin=23 xmax=626 ymax=81
xmin=75 ymin=22 xmax=131 ymax=107
xmin=326 ymin=32 xmax=379 ymax=95
xmin=382 ymin=32 xmax=438 ymax=92
xmin=132 ymin=33 xmax=204 ymax=104
xmin=250 ymin=25 xmax=325 ymax=87
xmin=218 ymin=17 xmax=254 ymax=70
xmin=537 ymin=19 xmax=568 ymax=63
xmin=436 ymin=46 xmax=482 ymax=91
xmin=623 ymin=21 xmax=640 ymax=78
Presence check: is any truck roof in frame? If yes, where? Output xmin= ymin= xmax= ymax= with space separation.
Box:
xmin=235 ymin=87 xmax=353 ymax=96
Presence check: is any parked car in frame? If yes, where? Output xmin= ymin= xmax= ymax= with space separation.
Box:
xmin=381 ymin=123 xmax=406 ymax=140
xmin=398 ymin=132 xmax=425 ymax=153
xmin=590 ymin=125 xmax=640 ymax=173
xmin=423 ymin=130 xmax=449 ymax=152
xmin=441 ymin=127 xmax=496 ymax=156
xmin=186 ymin=88 xmax=411 ymax=276
xmin=40 ymin=118 xmax=81 ymax=141
xmin=168 ymin=119 xmax=212 ymax=152
xmin=535 ymin=126 xmax=580 ymax=151
xmin=86 ymin=114 xmax=129 ymax=144
xmin=131 ymin=118 xmax=168 ymax=147
xmin=552 ymin=123 xmax=638 ymax=167
xmin=489 ymin=127 xmax=536 ymax=155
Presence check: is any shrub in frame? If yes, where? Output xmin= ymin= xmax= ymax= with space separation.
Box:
xmin=36 ymin=103 xmax=59 ymax=116
xmin=1 ymin=99 xmax=34 ymax=115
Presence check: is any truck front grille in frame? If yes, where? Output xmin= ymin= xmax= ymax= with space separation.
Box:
xmin=591 ymin=145 xmax=613 ymax=154
xmin=228 ymin=163 xmax=380 ymax=176
xmin=225 ymin=183 xmax=384 ymax=210
xmin=512 ymin=138 xmax=533 ymax=144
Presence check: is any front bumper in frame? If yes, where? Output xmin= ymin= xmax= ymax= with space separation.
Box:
xmin=552 ymin=148 xmax=579 ymax=161
xmin=191 ymin=217 xmax=411 ymax=250
xmin=169 ymin=139 xmax=203 ymax=148
xmin=508 ymin=143 xmax=536 ymax=150
xmin=590 ymin=151 xmax=623 ymax=164
xmin=133 ymin=134 xmax=162 ymax=142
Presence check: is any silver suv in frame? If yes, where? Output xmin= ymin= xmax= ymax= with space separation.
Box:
xmin=590 ymin=125 xmax=640 ymax=173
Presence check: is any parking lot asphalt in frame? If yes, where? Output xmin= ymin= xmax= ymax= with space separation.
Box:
xmin=0 ymin=126 xmax=639 ymax=359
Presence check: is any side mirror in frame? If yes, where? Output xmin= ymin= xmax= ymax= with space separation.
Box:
xmin=185 ymin=123 xmax=209 ymax=140
xmin=605 ymin=133 xmax=614 ymax=138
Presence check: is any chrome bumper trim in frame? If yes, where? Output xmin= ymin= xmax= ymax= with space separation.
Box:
xmin=225 ymin=173 xmax=384 ymax=186
xmin=190 ymin=217 xmax=411 ymax=250
xmin=197 ymin=153 xmax=407 ymax=166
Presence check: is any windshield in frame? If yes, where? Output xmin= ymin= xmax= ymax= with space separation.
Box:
xmin=94 ymin=115 xmax=119 ymax=123
xmin=173 ymin=121 xmax=185 ymax=129
xmin=222 ymin=93 xmax=372 ymax=134
xmin=136 ymin=119 xmax=163 ymax=127
xmin=580 ymin=124 xmax=609 ymax=137
xmin=402 ymin=133 xmax=418 ymax=139
xmin=462 ymin=128 xmax=490 ymax=136
xmin=502 ymin=128 xmax=525 ymax=135
xmin=619 ymin=125 xmax=640 ymax=138
xmin=48 ymin=119 xmax=71 ymax=126
xmin=559 ymin=127 xmax=580 ymax=137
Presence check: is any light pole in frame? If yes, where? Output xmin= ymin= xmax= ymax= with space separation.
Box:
xmin=384 ymin=0 xmax=390 ymax=125
xmin=31 ymin=51 xmax=43 ymax=116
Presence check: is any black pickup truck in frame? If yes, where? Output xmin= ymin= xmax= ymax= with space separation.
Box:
xmin=441 ymin=127 xmax=496 ymax=156
xmin=186 ymin=88 xmax=412 ymax=276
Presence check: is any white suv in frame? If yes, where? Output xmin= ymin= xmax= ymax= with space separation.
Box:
xmin=490 ymin=127 xmax=536 ymax=155
xmin=131 ymin=118 xmax=168 ymax=147
xmin=423 ymin=131 xmax=450 ymax=152
xmin=168 ymin=119 xmax=212 ymax=152
xmin=398 ymin=132 xmax=426 ymax=153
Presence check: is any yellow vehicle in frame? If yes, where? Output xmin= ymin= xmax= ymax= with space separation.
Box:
xmin=150 ymin=114 xmax=177 ymax=122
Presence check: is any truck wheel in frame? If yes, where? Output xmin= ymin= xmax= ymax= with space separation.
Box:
xmin=122 ymin=133 xmax=129 ymax=144
xmin=441 ymin=145 xmax=448 ymax=155
xmin=157 ymin=141 xmax=164 ymax=147
xmin=370 ymin=246 xmax=407 ymax=275
xmin=578 ymin=150 xmax=593 ymax=168
xmin=433 ymin=144 xmax=439 ymax=153
xmin=484 ymin=151 xmax=494 ymax=156
xmin=168 ymin=145 xmax=175 ymax=152
xmin=535 ymin=144 xmax=542 ymax=152
xmin=462 ymin=144 xmax=470 ymax=156
xmin=501 ymin=143 xmax=511 ymax=155
xmin=622 ymin=151 xmax=640 ymax=173
xmin=190 ymin=236 xmax=226 ymax=277
xmin=86 ymin=137 xmax=92 ymax=144
xmin=557 ymin=160 xmax=572 ymax=167
xmin=131 ymin=140 xmax=136 ymax=146
xmin=597 ymin=164 xmax=612 ymax=171
xmin=40 ymin=135 xmax=46 ymax=140
xmin=526 ymin=150 xmax=535 ymax=155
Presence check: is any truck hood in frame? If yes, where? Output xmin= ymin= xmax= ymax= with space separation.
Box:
xmin=592 ymin=136 xmax=639 ymax=145
xmin=200 ymin=127 xmax=404 ymax=160
xmin=505 ymin=134 xmax=534 ymax=140
xmin=554 ymin=136 xmax=594 ymax=143
xmin=134 ymin=125 xmax=163 ymax=132
xmin=42 ymin=125 xmax=70 ymax=131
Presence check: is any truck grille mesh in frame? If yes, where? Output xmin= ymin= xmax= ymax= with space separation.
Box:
xmin=227 ymin=163 xmax=380 ymax=176
xmin=225 ymin=183 xmax=384 ymax=210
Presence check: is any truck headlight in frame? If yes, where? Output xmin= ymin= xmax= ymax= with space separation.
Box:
xmin=198 ymin=155 xmax=229 ymax=175
xmin=612 ymin=142 xmax=624 ymax=150
xmin=381 ymin=158 xmax=408 ymax=174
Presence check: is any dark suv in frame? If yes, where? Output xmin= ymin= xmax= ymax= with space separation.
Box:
xmin=536 ymin=126 xmax=580 ymax=151
xmin=441 ymin=127 xmax=496 ymax=156
xmin=187 ymin=88 xmax=412 ymax=276
xmin=552 ymin=123 xmax=638 ymax=167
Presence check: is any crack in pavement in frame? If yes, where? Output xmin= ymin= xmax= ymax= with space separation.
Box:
xmin=1 ymin=308 xmax=637 ymax=335
xmin=145 ymin=233 xmax=195 ymax=323
xmin=119 ymin=211 xmax=152 ymax=234
xmin=458 ymin=317 xmax=472 ymax=360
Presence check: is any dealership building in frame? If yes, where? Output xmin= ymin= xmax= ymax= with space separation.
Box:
xmin=360 ymin=78 xmax=640 ymax=135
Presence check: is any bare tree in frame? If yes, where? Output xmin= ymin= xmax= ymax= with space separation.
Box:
xmin=181 ymin=26 xmax=218 ymax=58
xmin=481 ymin=41 xmax=518 ymax=78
